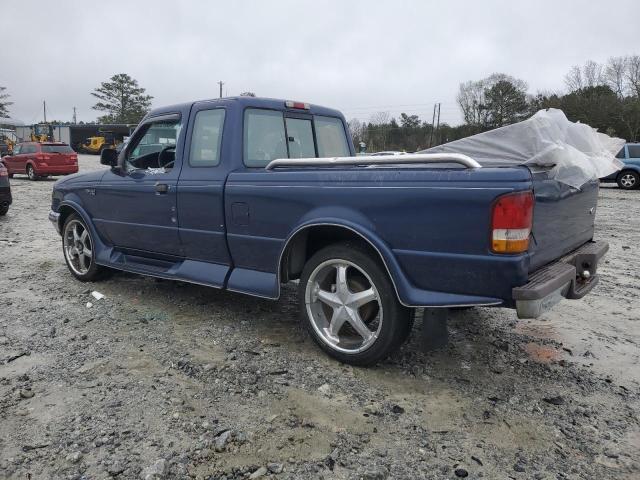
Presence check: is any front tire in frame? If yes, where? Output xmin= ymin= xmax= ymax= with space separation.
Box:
xmin=26 ymin=164 xmax=38 ymax=181
xmin=617 ymin=170 xmax=639 ymax=190
xmin=298 ymin=242 xmax=412 ymax=366
xmin=62 ymin=214 xmax=105 ymax=281
xmin=0 ymin=205 xmax=8 ymax=216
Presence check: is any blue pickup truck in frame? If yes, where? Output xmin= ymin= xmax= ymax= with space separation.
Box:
xmin=49 ymin=97 xmax=608 ymax=365
xmin=600 ymin=143 xmax=640 ymax=189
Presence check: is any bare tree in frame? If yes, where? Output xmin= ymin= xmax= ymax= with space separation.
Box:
xmin=347 ymin=118 xmax=364 ymax=145
xmin=605 ymin=56 xmax=628 ymax=98
xmin=583 ymin=60 xmax=604 ymax=87
xmin=565 ymin=61 xmax=606 ymax=92
xmin=457 ymin=73 xmax=528 ymax=127
xmin=457 ymin=79 xmax=487 ymax=125
xmin=564 ymin=65 xmax=584 ymax=92
xmin=369 ymin=111 xmax=390 ymax=125
xmin=626 ymin=55 xmax=640 ymax=98
xmin=368 ymin=112 xmax=391 ymax=151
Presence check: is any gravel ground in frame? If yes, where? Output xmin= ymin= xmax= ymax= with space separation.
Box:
xmin=0 ymin=155 xmax=639 ymax=480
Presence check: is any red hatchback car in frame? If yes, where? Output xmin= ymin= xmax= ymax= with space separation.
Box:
xmin=1 ymin=142 xmax=78 ymax=180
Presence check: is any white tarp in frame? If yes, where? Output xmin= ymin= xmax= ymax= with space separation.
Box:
xmin=423 ymin=109 xmax=625 ymax=189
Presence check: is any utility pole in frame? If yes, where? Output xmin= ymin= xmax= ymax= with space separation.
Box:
xmin=73 ymin=107 xmax=77 ymax=124
xmin=43 ymin=101 xmax=47 ymax=123
xmin=429 ymin=103 xmax=437 ymax=147
xmin=435 ymin=103 xmax=441 ymax=145
xmin=218 ymin=81 xmax=225 ymax=98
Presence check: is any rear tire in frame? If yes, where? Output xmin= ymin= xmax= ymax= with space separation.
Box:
xmin=617 ymin=170 xmax=639 ymax=190
xmin=298 ymin=242 xmax=412 ymax=366
xmin=0 ymin=205 xmax=8 ymax=216
xmin=26 ymin=164 xmax=38 ymax=181
xmin=62 ymin=213 xmax=105 ymax=282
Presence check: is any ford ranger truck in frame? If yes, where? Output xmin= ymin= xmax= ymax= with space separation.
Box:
xmin=48 ymin=97 xmax=608 ymax=365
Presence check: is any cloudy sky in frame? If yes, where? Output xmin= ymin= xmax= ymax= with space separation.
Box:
xmin=1 ymin=0 xmax=636 ymax=126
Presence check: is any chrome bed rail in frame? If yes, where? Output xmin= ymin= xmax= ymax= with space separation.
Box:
xmin=265 ymin=153 xmax=482 ymax=170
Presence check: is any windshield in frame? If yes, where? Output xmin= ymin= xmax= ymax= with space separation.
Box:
xmin=42 ymin=144 xmax=74 ymax=153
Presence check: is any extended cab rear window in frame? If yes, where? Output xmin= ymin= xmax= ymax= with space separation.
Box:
xmin=42 ymin=144 xmax=74 ymax=153
xmin=243 ymin=109 xmax=349 ymax=167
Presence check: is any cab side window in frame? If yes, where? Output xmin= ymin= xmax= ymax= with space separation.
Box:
xmin=189 ymin=109 xmax=225 ymax=167
xmin=13 ymin=145 xmax=21 ymax=155
xmin=126 ymin=119 xmax=182 ymax=171
xmin=627 ymin=145 xmax=640 ymax=159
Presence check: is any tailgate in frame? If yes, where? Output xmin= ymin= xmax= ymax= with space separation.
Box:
xmin=528 ymin=168 xmax=599 ymax=271
xmin=49 ymin=152 xmax=77 ymax=165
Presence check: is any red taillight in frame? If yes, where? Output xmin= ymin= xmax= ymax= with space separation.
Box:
xmin=491 ymin=191 xmax=534 ymax=254
xmin=285 ymin=100 xmax=310 ymax=110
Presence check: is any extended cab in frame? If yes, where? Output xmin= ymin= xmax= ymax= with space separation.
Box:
xmin=2 ymin=142 xmax=78 ymax=180
xmin=48 ymin=97 xmax=608 ymax=365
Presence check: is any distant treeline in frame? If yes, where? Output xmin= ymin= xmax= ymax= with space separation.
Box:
xmin=349 ymin=55 xmax=640 ymax=152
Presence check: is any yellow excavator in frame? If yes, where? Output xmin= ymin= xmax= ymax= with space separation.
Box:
xmin=30 ymin=123 xmax=54 ymax=142
xmin=0 ymin=129 xmax=17 ymax=156
xmin=80 ymin=131 xmax=121 ymax=154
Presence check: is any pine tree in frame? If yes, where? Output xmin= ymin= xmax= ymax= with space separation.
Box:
xmin=91 ymin=74 xmax=153 ymax=123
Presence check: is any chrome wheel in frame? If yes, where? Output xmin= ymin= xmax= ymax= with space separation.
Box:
xmin=305 ymin=259 xmax=383 ymax=354
xmin=27 ymin=165 xmax=36 ymax=180
xmin=63 ymin=219 xmax=93 ymax=275
xmin=620 ymin=173 xmax=636 ymax=188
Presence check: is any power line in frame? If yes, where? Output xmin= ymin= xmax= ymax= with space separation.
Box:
xmin=339 ymin=101 xmax=457 ymax=112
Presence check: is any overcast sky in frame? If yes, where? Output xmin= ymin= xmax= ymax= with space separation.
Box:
xmin=1 ymin=0 xmax=637 ymax=126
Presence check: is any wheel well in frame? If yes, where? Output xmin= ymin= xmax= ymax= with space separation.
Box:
xmin=618 ymin=168 xmax=640 ymax=177
xmin=58 ymin=205 xmax=79 ymax=231
xmin=280 ymin=225 xmax=386 ymax=282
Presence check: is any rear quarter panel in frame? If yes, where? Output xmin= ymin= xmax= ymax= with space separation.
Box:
xmin=225 ymin=166 xmax=533 ymax=304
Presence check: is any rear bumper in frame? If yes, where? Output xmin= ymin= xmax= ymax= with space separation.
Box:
xmin=36 ymin=165 xmax=78 ymax=175
xmin=512 ymin=240 xmax=608 ymax=318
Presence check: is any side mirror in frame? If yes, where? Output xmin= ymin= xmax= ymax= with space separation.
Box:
xmin=100 ymin=148 xmax=118 ymax=167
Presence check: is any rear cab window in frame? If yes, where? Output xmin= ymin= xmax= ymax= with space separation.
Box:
xmin=243 ymin=108 xmax=349 ymax=167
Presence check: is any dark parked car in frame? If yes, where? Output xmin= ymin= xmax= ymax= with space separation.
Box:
xmin=48 ymin=97 xmax=608 ymax=365
xmin=600 ymin=143 xmax=640 ymax=189
xmin=0 ymin=163 xmax=12 ymax=215
xmin=2 ymin=142 xmax=78 ymax=180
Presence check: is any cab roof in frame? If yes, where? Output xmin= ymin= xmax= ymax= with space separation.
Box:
xmin=146 ymin=96 xmax=345 ymax=120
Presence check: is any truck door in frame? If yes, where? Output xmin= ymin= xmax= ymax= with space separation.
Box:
xmin=176 ymin=105 xmax=231 ymax=287
xmin=93 ymin=114 xmax=183 ymax=257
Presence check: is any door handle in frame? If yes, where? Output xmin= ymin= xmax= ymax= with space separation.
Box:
xmin=155 ymin=183 xmax=169 ymax=194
